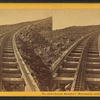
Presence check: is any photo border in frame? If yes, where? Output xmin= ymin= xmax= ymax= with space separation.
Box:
xmin=0 ymin=3 xmax=100 ymax=97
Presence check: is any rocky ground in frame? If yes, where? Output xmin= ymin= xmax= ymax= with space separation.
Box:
xmin=41 ymin=25 xmax=100 ymax=64
xmin=1 ymin=17 xmax=100 ymax=91
xmin=0 ymin=25 xmax=13 ymax=34
xmin=16 ymin=17 xmax=52 ymax=90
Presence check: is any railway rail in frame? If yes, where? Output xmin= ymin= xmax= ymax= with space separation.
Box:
xmin=52 ymin=31 xmax=100 ymax=91
xmin=0 ymin=27 xmax=100 ymax=91
xmin=0 ymin=27 xmax=40 ymax=91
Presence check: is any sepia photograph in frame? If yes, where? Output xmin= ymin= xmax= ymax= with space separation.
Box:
xmin=0 ymin=9 xmax=100 ymax=92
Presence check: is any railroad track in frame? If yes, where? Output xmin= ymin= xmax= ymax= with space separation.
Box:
xmin=0 ymin=28 xmax=40 ymax=91
xmin=1 ymin=27 xmax=100 ymax=91
xmin=52 ymin=31 xmax=100 ymax=91
xmin=2 ymin=35 xmax=25 ymax=91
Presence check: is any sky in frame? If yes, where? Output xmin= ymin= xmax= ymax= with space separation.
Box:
xmin=52 ymin=9 xmax=100 ymax=30
xmin=0 ymin=9 xmax=52 ymax=25
xmin=0 ymin=9 xmax=100 ymax=30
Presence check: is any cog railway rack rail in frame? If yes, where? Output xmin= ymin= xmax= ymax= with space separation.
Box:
xmin=0 ymin=26 xmax=100 ymax=91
